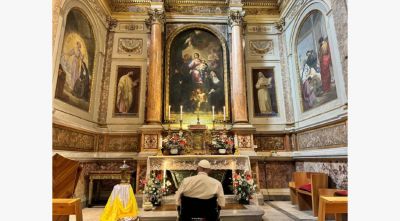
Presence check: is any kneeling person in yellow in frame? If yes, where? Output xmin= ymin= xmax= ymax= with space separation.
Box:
xmin=175 ymin=159 xmax=225 ymax=221
xmin=100 ymin=183 xmax=139 ymax=221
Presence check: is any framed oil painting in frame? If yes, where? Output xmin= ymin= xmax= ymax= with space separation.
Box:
xmin=252 ymin=68 xmax=278 ymax=117
xmin=165 ymin=27 xmax=229 ymax=124
xmin=296 ymin=10 xmax=337 ymax=112
xmin=55 ymin=9 xmax=95 ymax=111
xmin=113 ymin=66 xmax=140 ymax=116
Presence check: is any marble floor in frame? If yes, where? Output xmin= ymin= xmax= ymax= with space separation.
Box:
xmin=69 ymin=201 xmax=336 ymax=221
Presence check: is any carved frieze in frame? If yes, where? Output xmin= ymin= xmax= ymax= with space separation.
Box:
xmin=254 ymin=135 xmax=284 ymax=151
xmin=53 ymin=125 xmax=96 ymax=151
xmin=165 ymin=5 xmax=228 ymax=15
xmin=244 ymin=8 xmax=279 ymax=15
xmin=110 ymin=4 xmax=149 ymax=13
xmin=247 ymin=25 xmax=273 ymax=33
xmin=249 ymin=40 xmax=273 ymax=56
xmin=117 ymin=23 xmax=145 ymax=32
xmin=297 ymin=123 xmax=348 ymax=150
xmin=237 ymin=135 xmax=252 ymax=148
xmin=108 ymin=135 xmax=139 ymax=152
xmin=117 ymin=38 xmax=143 ymax=55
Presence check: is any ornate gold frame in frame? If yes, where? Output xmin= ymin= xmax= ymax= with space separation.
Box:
xmin=164 ymin=24 xmax=230 ymax=125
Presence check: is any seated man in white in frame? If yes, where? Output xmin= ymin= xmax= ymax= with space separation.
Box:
xmin=175 ymin=159 xmax=225 ymax=221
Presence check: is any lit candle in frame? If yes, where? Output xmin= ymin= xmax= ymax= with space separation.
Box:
xmin=180 ymin=105 xmax=183 ymax=121
xmin=223 ymin=106 xmax=226 ymax=122
xmin=212 ymin=106 xmax=215 ymax=121
xmin=168 ymin=105 xmax=171 ymax=121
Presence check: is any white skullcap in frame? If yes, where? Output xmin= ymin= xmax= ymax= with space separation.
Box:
xmin=198 ymin=159 xmax=211 ymax=169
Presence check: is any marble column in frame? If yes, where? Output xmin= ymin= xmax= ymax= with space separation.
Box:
xmin=229 ymin=10 xmax=248 ymax=124
xmin=146 ymin=9 xmax=164 ymax=125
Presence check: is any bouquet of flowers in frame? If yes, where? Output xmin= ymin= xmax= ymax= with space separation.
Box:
xmin=210 ymin=132 xmax=234 ymax=154
xmin=232 ymin=171 xmax=257 ymax=204
xmin=141 ymin=171 xmax=163 ymax=206
xmin=161 ymin=180 xmax=173 ymax=195
xmin=162 ymin=131 xmax=188 ymax=154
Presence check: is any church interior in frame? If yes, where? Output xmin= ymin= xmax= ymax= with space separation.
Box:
xmin=52 ymin=0 xmax=348 ymax=220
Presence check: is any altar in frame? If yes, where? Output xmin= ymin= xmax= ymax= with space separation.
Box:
xmin=137 ymin=155 xmax=264 ymax=220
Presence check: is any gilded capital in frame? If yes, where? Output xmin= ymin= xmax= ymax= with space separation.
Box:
xmin=228 ymin=10 xmax=245 ymax=27
xmin=106 ymin=16 xmax=118 ymax=31
xmin=146 ymin=8 xmax=165 ymax=27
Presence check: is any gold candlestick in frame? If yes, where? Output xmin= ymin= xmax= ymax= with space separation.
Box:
xmin=179 ymin=119 xmax=183 ymax=130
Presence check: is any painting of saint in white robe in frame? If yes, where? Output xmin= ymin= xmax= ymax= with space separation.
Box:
xmin=252 ymin=69 xmax=278 ymax=117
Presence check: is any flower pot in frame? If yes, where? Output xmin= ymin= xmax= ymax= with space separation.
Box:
xmin=218 ymin=148 xmax=227 ymax=154
xmin=170 ymin=148 xmax=179 ymax=155
xmin=239 ymin=198 xmax=250 ymax=205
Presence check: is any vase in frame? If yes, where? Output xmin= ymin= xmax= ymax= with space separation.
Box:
xmin=218 ymin=148 xmax=227 ymax=154
xmin=170 ymin=148 xmax=179 ymax=155
xmin=239 ymin=198 xmax=250 ymax=205
xmin=150 ymin=197 xmax=161 ymax=207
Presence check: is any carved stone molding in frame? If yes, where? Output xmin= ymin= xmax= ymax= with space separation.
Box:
xmin=107 ymin=16 xmax=118 ymax=31
xmin=117 ymin=38 xmax=143 ymax=55
xmin=107 ymin=135 xmax=139 ymax=152
xmin=117 ymin=23 xmax=145 ymax=32
xmin=85 ymin=0 xmax=108 ymax=25
xmin=145 ymin=8 xmax=165 ymax=28
xmin=228 ymin=10 xmax=245 ymax=27
xmin=244 ymin=8 xmax=279 ymax=15
xmin=249 ymin=40 xmax=273 ymax=56
xmin=297 ymin=122 xmax=348 ymax=150
xmin=286 ymin=0 xmax=310 ymax=22
xmin=254 ymin=135 xmax=285 ymax=151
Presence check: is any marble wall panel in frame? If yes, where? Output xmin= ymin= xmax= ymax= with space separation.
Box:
xmin=295 ymin=160 xmax=348 ymax=189
xmin=258 ymin=161 xmax=295 ymax=188
xmin=297 ymin=122 xmax=347 ymax=150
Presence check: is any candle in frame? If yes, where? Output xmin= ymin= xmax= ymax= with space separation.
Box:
xmin=223 ymin=106 xmax=226 ymax=122
xmin=180 ymin=105 xmax=183 ymax=121
xmin=168 ymin=105 xmax=171 ymax=121
xmin=212 ymin=106 xmax=215 ymax=121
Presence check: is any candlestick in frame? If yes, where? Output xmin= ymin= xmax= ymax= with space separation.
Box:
xmin=180 ymin=105 xmax=183 ymax=121
xmin=168 ymin=105 xmax=171 ymax=121
xmin=223 ymin=106 xmax=226 ymax=122
xmin=212 ymin=106 xmax=215 ymax=121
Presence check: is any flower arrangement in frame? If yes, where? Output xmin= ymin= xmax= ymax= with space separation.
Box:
xmin=232 ymin=171 xmax=257 ymax=204
xmin=141 ymin=171 xmax=163 ymax=206
xmin=210 ymin=132 xmax=234 ymax=154
xmin=162 ymin=131 xmax=188 ymax=155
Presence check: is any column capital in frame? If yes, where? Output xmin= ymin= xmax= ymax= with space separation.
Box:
xmin=146 ymin=8 xmax=165 ymax=27
xmin=228 ymin=10 xmax=245 ymax=27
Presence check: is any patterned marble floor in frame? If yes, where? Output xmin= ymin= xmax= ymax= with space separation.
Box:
xmin=69 ymin=201 xmax=337 ymax=221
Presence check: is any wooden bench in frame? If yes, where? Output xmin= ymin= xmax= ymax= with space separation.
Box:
xmin=53 ymin=198 xmax=83 ymax=221
xmin=318 ymin=196 xmax=348 ymax=221
xmin=294 ymin=172 xmax=328 ymax=216
xmin=289 ymin=181 xmax=297 ymax=205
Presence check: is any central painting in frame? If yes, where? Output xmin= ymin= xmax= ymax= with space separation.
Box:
xmin=165 ymin=26 xmax=230 ymax=125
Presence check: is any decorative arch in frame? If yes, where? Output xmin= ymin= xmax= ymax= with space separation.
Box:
xmin=164 ymin=24 xmax=230 ymax=125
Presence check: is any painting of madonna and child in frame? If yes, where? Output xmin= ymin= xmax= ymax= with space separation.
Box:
xmin=296 ymin=10 xmax=337 ymax=112
xmin=54 ymin=9 xmax=95 ymax=111
xmin=167 ymin=29 xmax=228 ymax=123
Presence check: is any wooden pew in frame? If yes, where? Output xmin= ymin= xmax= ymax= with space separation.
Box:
xmin=53 ymin=198 xmax=83 ymax=221
xmin=295 ymin=172 xmax=328 ymax=217
xmin=289 ymin=172 xmax=319 ymax=206
xmin=318 ymin=196 xmax=348 ymax=221
xmin=318 ymin=189 xmax=348 ymax=221
xmin=289 ymin=181 xmax=297 ymax=205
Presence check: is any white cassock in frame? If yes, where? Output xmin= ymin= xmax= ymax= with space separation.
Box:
xmin=255 ymin=76 xmax=272 ymax=114
xmin=175 ymin=172 xmax=225 ymax=207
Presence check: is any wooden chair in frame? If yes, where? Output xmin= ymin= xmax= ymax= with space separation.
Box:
xmin=295 ymin=172 xmax=328 ymax=217
xmin=53 ymin=198 xmax=83 ymax=221
xmin=318 ymin=189 xmax=348 ymax=221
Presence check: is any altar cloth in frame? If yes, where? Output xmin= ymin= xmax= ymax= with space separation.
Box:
xmin=100 ymin=184 xmax=139 ymax=221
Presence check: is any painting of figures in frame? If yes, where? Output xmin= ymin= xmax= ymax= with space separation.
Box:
xmin=296 ymin=10 xmax=337 ymax=112
xmin=114 ymin=66 xmax=140 ymax=115
xmin=167 ymin=28 xmax=227 ymax=121
xmin=55 ymin=9 xmax=95 ymax=111
xmin=252 ymin=68 xmax=278 ymax=117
